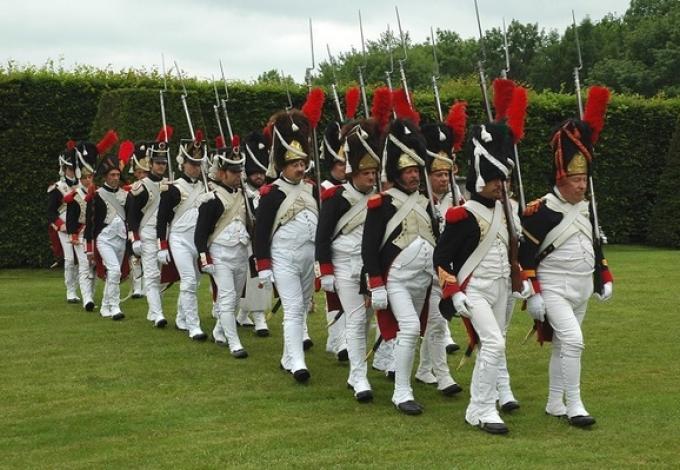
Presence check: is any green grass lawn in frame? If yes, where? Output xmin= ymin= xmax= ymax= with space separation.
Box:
xmin=1 ymin=245 xmax=679 ymax=469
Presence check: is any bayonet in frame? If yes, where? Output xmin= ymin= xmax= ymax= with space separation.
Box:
xmin=326 ymin=43 xmax=344 ymax=121
xmin=474 ymin=0 xmax=493 ymax=121
xmin=219 ymin=59 xmax=234 ymax=140
xmin=280 ymin=69 xmax=293 ymax=111
xmin=358 ymin=10 xmax=370 ymax=117
xmin=160 ymin=53 xmax=174 ymax=181
xmin=305 ymin=18 xmax=323 ymax=207
xmin=394 ymin=6 xmax=412 ymax=108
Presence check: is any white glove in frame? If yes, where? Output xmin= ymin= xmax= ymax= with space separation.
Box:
xmin=370 ymin=286 xmax=388 ymax=310
xmin=258 ymin=269 xmax=274 ymax=289
xmin=527 ymin=294 xmax=546 ymax=322
xmin=132 ymin=240 xmax=142 ymax=257
xmin=594 ymin=282 xmax=613 ymax=302
xmin=320 ymin=275 xmax=335 ymax=293
xmin=157 ymin=249 xmax=171 ymax=265
xmin=512 ymin=279 xmax=532 ymax=300
xmin=452 ymin=291 xmax=473 ymax=318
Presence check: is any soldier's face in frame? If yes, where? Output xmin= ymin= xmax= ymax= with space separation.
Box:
xmin=248 ymin=172 xmax=265 ymax=188
xmin=282 ymin=159 xmax=306 ymax=183
xmin=558 ymin=174 xmax=587 ymax=204
xmin=479 ymin=178 xmax=503 ymax=200
xmin=399 ymin=167 xmax=420 ymax=193
xmin=429 ymin=170 xmax=450 ymax=195
xmin=352 ymin=169 xmax=377 ymax=193
xmin=105 ymin=169 xmax=121 ymax=188
xmin=151 ymin=161 xmax=167 ymax=177
xmin=184 ymin=161 xmax=202 ymax=179
xmin=220 ymin=168 xmax=242 ymax=188
xmin=64 ymin=166 xmax=75 ymax=179
xmin=80 ymin=173 xmax=93 ymax=188
xmin=134 ymin=168 xmax=148 ymax=181
xmin=331 ymin=161 xmax=347 ymax=180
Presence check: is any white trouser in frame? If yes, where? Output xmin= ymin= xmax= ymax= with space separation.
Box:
xmin=272 ymin=241 xmax=315 ymax=373
xmin=416 ymin=283 xmax=457 ymax=390
xmin=239 ymin=246 xmax=271 ymax=330
xmin=372 ymin=325 xmax=395 ymax=373
xmin=325 ymin=293 xmax=346 ymax=354
xmin=335 ymin=262 xmax=372 ymax=394
xmin=496 ymin=296 xmax=517 ymax=405
xmin=386 ymin=242 xmax=433 ymax=405
xmin=73 ymin=234 xmax=94 ymax=306
xmin=541 ymin=272 xmax=593 ymax=418
xmin=140 ymin=226 xmax=163 ymax=322
xmin=464 ymin=276 xmax=509 ymax=425
xmin=170 ymin=229 xmax=202 ymax=335
xmin=211 ymin=243 xmax=248 ymax=352
xmin=58 ymin=230 xmax=78 ymax=299
xmin=97 ymin=234 xmax=126 ymax=316
xmin=130 ymin=255 xmax=144 ymax=295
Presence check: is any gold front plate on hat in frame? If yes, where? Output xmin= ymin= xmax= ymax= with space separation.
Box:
xmin=336 ymin=145 xmax=347 ymax=163
xmin=285 ymin=140 xmax=305 ymax=162
xmin=567 ymin=152 xmax=588 ymax=176
xmin=358 ymin=153 xmax=379 ymax=171
xmin=431 ymin=152 xmax=453 ymax=172
xmin=397 ymin=153 xmax=418 ymax=170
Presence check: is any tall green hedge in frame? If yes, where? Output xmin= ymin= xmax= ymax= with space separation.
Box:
xmin=1 ymin=73 xmax=679 ymax=268
xmin=648 ymin=115 xmax=680 ymax=247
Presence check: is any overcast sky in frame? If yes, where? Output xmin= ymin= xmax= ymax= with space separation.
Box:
xmin=1 ymin=0 xmax=630 ymax=83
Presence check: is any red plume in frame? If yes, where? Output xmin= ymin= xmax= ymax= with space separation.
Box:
xmin=493 ymin=78 xmax=516 ymax=121
xmin=445 ymin=101 xmax=468 ymax=152
xmin=215 ymin=135 xmax=225 ymax=149
xmin=583 ymin=86 xmax=611 ymax=144
xmin=507 ymin=87 xmax=529 ymax=144
xmin=392 ymin=88 xmax=420 ymax=126
xmin=302 ymin=87 xmax=326 ymax=129
xmin=156 ymin=125 xmax=174 ymax=142
xmin=345 ymin=87 xmax=360 ymax=120
xmin=66 ymin=140 xmax=76 ymax=150
xmin=194 ymin=129 xmax=204 ymax=142
xmin=231 ymin=135 xmax=240 ymax=148
xmin=118 ymin=140 xmax=135 ymax=166
xmin=370 ymin=86 xmax=393 ymax=131
xmin=263 ymin=123 xmax=273 ymax=144
xmin=96 ymin=130 xmax=119 ymax=155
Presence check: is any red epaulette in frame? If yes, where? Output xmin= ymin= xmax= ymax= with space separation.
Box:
xmin=523 ymin=198 xmax=543 ymax=217
xmin=321 ymin=185 xmax=339 ymax=201
xmin=63 ymin=190 xmax=76 ymax=204
xmin=367 ymin=193 xmax=383 ymax=209
xmin=259 ymin=183 xmax=274 ymax=197
xmin=121 ymin=184 xmax=132 ymax=192
xmin=445 ymin=206 xmax=468 ymax=224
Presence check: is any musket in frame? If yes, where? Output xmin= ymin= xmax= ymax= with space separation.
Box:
xmin=160 ymin=54 xmax=174 ymax=182
xmin=473 ymin=0 xmax=493 ymax=122
xmin=384 ymin=24 xmax=395 ymax=93
xmin=305 ymin=18 xmax=323 ymax=207
xmin=326 ymin=44 xmax=344 ymax=121
xmin=174 ymin=60 xmax=210 ymax=193
xmin=395 ymin=6 xmax=438 ymax=220
xmin=216 ymin=63 xmax=256 ymax=237
xmin=357 ymin=10 xmax=370 ymax=118
xmin=474 ymin=2 xmax=522 ymax=295
xmin=430 ymin=26 xmax=463 ymax=207
xmin=500 ymin=18 xmax=527 ymax=210
xmin=572 ymin=10 xmax=607 ymax=294
xmin=280 ymin=70 xmax=294 ymax=111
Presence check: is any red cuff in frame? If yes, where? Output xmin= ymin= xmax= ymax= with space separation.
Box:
xmin=158 ymin=239 xmax=169 ymax=251
xmin=86 ymin=241 xmax=93 ymax=253
xmin=602 ymin=269 xmax=613 ymax=284
xmin=54 ymin=218 xmax=64 ymax=229
xmin=318 ymin=262 xmax=334 ymax=276
xmin=368 ymin=276 xmax=384 ymax=289
xmin=256 ymin=258 xmax=272 ymax=271
xmin=63 ymin=191 xmax=76 ymax=204
xmin=530 ymin=278 xmax=541 ymax=294
xmin=441 ymin=281 xmax=461 ymax=299
xmin=129 ymin=231 xmax=140 ymax=242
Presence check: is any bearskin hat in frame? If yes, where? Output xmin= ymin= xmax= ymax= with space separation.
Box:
xmin=177 ymin=129 xmax=207 ymax=168
xmin=382 ymin=119 xmax=427 ymax=184
xmin=464 ymin=122 xmax=515 ymax=194
xmin=422 ymin=122 xmax=454 ymax=174
xmin=244 ymin=131 xmax=270 ymax=176
xmin=269 ymin=109 xmax=311 ymax=173
xmin=321 ymin=120 xmax=345 ymax=173
xmin=343 ymin=118 xmax=381 ymax=175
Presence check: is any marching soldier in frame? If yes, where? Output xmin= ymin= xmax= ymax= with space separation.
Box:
xmin=126 ymin=143 xmax=153 ymax=299
xmin=316 ymin=119 xmax=380 ymax=401
xmin=413 ymin=120 xmax=465 ymax=397
xmin=195 ymin=137 xmax=249 ymax=358
xmin=236 ymin=130 xmax=272 ymax=336
xmin=64 ymin=141 xmax=99 ymax=311
xmin=85 ymin=138 xmax=134 ymax=321
xmin=47 ymin=142 xmax=84 ymax=304
xmin=433 ymin=93 xmax=531 ymax=433
xmin=320 ymin=120 xmax=349 ymax=361
xmin=361 ymin=118 xmax=438 ymax=415
xmin=520 ymin=87 xmax=613 ymax=428
xmin=156 ymin=131 xmax=209 ymax=341
xmin=254 ymin=109 xmax=318 ymax=383
xmin=127 ymin=128 xmax=171 ymax=328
